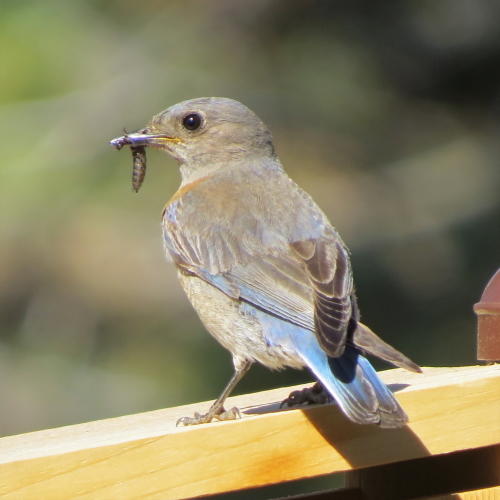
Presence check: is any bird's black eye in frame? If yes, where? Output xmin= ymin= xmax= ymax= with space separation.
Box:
xmin=182 ymin=113 xmax=202 ymax=131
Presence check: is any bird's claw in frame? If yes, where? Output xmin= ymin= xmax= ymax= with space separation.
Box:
xmin=176 ymin=406 xmax=241 ymax=426
xmin=280 ymin=382 xmax=332 ymax=408
xmin=216 ymin=406 xmax=241 ymax=421
xmin=176 ymin=412 xmax=209 ymax=426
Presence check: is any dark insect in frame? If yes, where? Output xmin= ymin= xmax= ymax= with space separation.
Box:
xmin=131 ymin=145 xmax=147 ymax=193
xmin=110 ymin=129 xmax=147 ymax=192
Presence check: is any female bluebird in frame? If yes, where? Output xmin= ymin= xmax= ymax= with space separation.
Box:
xmin=110 ymin=97 xmax=421 ymax=428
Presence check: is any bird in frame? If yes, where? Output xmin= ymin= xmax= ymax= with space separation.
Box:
xmin=110 ymin=97 xmax=421 ymax=428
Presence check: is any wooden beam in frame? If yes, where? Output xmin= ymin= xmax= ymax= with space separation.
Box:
xmin=0 ymin=365 xmax=499 ymax=499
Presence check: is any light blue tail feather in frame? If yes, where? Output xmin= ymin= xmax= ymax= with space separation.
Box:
xmin=245 ymin=303 xmax=408 ymax=428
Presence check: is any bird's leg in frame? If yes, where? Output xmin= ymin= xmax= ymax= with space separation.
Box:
xmin=281 ymin=381 xmax=332 ymax=408
xmin=176 ymin=359 xmax=252 ymax=426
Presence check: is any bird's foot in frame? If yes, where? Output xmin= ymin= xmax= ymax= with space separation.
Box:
xmin=281 ymin=382 xmax=332 ymax=408
xmin=176 ymin=406 xmax=241 ymax=426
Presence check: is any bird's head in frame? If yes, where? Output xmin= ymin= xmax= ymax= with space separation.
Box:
xmin=111 ymin=97 xmax=275 ymax=182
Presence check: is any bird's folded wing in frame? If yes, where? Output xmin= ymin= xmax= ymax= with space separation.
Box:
xmin=165 ymin=215 xmax=354 ymax=358
xmin=222 ymin=255 xmax=315 ymax=331
xmin=290 ymin=237 xmax=353 ymax=357
xmin=162 ymin=168 xmax=355 ymax=358
xmin=226 ymin=237 xmax=355 ymax=359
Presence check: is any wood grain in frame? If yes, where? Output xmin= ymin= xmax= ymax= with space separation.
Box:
xmin=0 ymin=365 xmax=499 ymax=499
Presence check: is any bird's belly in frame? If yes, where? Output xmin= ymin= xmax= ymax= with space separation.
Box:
xmin=177 ymin=271 xmax=305 ymax=370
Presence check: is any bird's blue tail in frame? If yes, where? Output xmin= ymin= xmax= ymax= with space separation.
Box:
xmin=299 ymin=340 xmax=408 ymax=428
xmin=244 ymin=303 xmax=407 ymax=427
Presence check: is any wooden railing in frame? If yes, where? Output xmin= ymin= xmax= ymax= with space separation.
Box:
xmin=1 ymin=364 xmax=499 ymax=499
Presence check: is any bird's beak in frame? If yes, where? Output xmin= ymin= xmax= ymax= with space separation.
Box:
xmin=110 ymin=130 xmax=181 ymax=150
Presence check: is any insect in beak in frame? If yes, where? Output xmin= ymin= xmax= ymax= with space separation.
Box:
xmin=110 ymin=130 xmax=181 ymax=192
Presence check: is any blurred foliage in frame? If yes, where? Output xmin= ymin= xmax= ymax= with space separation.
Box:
xmin=1 ymin=0 xmax=499 ymax=464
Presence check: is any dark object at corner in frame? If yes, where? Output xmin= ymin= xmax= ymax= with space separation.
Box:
xmin=474 ymin=268 xmax=500 ymax=362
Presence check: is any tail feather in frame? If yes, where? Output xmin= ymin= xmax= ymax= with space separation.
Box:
xmin=299 ymin=341 xmax=408 ymax=428
xmin=247 ymin=303 xmax=410 ymax=428
xmin=354 ymin=322 xmax=422 ymax=374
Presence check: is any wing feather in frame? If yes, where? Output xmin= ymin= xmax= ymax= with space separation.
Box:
xmin=163 ymin=168 xmax=354 ymax=358
xmin=292 ymin=238 xmax=353 ymax=357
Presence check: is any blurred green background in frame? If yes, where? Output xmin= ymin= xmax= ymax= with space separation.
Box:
xmin=1 ymin=0 xmax=499 ymax=452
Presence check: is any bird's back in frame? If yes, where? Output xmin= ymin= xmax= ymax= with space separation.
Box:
xmin=162 ymin=160 xmax=337 ymax=275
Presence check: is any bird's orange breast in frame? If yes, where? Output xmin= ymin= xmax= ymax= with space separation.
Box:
xmin=162 ymin=176 xmax=209 ymax=218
